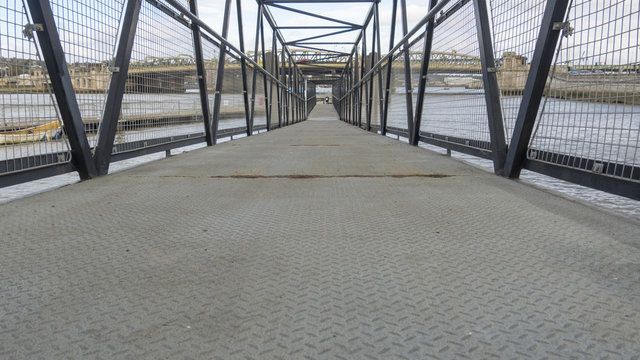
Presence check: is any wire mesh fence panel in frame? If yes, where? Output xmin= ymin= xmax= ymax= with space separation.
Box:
xmin=284 ymin=62 xmax=292 ymax=124
xmin=352 ymin=57 xmax=359 ymax=124
xmin=270 ymin=49 xmax=280 ymax=128
xmin=270 ymin=80 xmax=280 ymax=128
xmin=307 ymin=82 xmax=316 ymax=116
xmin=220 ymin=51 xmax=249 ymax=130
xmin=50 ymin=0 xmax=124 ymax=133
xmin=252 ymin=67 xmax=267 ymax=127
xmin=113 ymin=0 xmax=203 ymax=154
xmin=419 ymin=1 xmax=491 ymax=150
xmin=201 ymin=35 xmax=219 ymax=128
xmin=1 ymin=0 xmax=71 ymax=174
xmin=489 ymin=0 xmax=547 ymax=142
xmin=174 ymin=0 xmax=191 ymax=9
xmin=383 ymin=3 xmax=412 ymax=133
xmin=369 ymin=68 xmax=382 ymax=126
xmin=528 ymin=1 xmax=640 ymax=182
xmin=359 ymin=56 xmax=368 ymax=127
xmin=386 ymin=51 xmax=409 ymax=130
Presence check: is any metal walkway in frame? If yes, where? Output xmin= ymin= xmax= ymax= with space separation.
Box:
xmin=1 ymin=105 xmax=639 ymax=359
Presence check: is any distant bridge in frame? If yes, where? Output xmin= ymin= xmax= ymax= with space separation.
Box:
xmin=123 ymin=51 xmax=483 ymax=81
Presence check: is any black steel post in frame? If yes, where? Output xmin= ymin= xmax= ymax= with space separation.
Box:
xmin=274 ymin=35 xmax=282 ymax=128
xmin=249 ymin=4 xmax=261 ymax=133
xmin=93 ymin=0 xmax=142 ymax=175
xmin=340 ymin=76 xmax=347 ymax=122
xmin=189 ymin=0 xmax=214 ymax=146
xmin=291 ymin=63 xmax=295 ymax=124
xmin=351 ymin=66 xmax=355 ymax=124
xmin=473 ymin=0 xmax=507 ymax=174
xmin=236 ymin=0 xmax=252 ymax=135
xmin=296 ymin=73 xmax=302 ymax=121
xmin=211 ymin=0 xmax=233 ymax=143
xmin=24 ymin=0 xmax=98 ymax=179
xmin=400 ymin=0 xmax=414 ymax=137
xmin=340 ymin=78 xmax=344 ymax=120
xmin=345 ymin=66 xmax=350 ymax=124
xmin=284 ymin=48 xmax=289 ymax=125
xmin=293 ymin=60 xmax=297 ymax=123
xmin=359 ymin=34 xmax=367 ymax=127
xmin=345 ymin=67 xmax=349 ymax=124
xmin=298 ymin=73 xmax=302 ymax=122
xmin=374 ymin=1 xmax=385 ymax=134
xmin=355 ymin=49 xmax=361 ymax=127
xmin=504 ymin=0 xmax=571 ymax=178
xmin=381 ymin=0 xmax=398 ymax=135
xmin=292 ymin=69 xmax=296 ymax=123
xmin=354 ymin=54 xmax=359 ymax=126
xmin=410 ymin=0 xmax=437 ymax=146
xmin=259 ymin=5 xmax=271 ymax=130
xmin=282 ymin=52 xmax=291 ymax=126
xmin=289 ymin=67 xmax=298 ymax=124
xmin=362 ymin=29 xmax=369 ymax=129
xmin=352 ymin=64 xmax=357 ymax=125
xmin=298 ymin=73 xmax=301 ymax=122
xmin=366 ymin=19 xmax=376 ymax=131
xmin=282 ymin=48 xmax=286 ymax=126
xmin=289 ymin=58 xmax=294 ymax=123
xmin=298 ymin=72 xmax=303 ymax=121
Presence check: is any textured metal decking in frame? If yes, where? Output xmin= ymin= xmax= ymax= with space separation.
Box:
xmin=1 ymin=105 xmax=639 ymax=359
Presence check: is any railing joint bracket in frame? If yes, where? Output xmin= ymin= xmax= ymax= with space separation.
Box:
xmin=552 ymin=21 xmax=573 ymax=37
xmin=22 ymin=23 xmax=44 ymax=38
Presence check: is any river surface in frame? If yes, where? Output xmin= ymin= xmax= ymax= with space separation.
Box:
xmin=1 ymin=91 xmax=638 ymax=218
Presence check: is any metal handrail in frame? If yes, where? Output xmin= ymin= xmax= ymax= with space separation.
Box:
xmin=164 ymin=0 xmax=305 ymax=100
xmin=336 ymin=0 xmax=452 ymax=101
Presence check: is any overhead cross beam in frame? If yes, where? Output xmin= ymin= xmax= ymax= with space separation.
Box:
xmin=277 ymin=25 xmax=360 ymax=29
xmin=263 ymin=0 xmax=374 ymax=3
xmin=266 ymin=3 xmax=361 ymax=27
xmin=260 ymin=0 xmax=375 ymax=83
xmin=285 ymin=28 xmax=359 ymax=45
xmin=288 ymin=44 xmax=350 ymax=55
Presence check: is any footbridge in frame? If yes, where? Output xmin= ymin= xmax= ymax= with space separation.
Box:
xmin=1 ymin=0 xmax=639 ymax=359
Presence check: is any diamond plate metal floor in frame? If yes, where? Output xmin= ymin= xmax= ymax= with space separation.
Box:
xmin=1 ymin=105 xmax=639 ymax=359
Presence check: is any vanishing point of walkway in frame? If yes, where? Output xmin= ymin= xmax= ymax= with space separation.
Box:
xmin=1 ymin=105 xmax=639 ymax=359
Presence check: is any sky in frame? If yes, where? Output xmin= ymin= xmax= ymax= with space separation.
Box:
xmin=2 ymin=0 xmax=636 ymax=67
xmin=195 ymin=0 xmax=639 ymax=66
xmin=196 ymin=0 xmax=431 ymax=55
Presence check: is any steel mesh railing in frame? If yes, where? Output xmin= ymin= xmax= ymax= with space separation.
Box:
xmin=385 ymin=28 xmax=411 ymax=131
xmin=51 ymin=0 xmax=124 ymax=126
xmin=333 ymin=0 xmax=638 ymax=200
xmin=1 ymin=0 xmax=71 ymax=175
xmin=252 ymin=67 xmax=267 ymax=127
xmin=201 ymin=34 xmax=220 ymax=128
xmin=220 ymin=52 xmax=250 ymax=130
xmin=114 ymin=0 xmax=202 ymax=154
xmin=3 ymin=0 xmax=637 ymax=201
xmin=489 ymin=0 xmax=546 ymax=141
xmin=419 ymin=0 xmax=491 ymax=150
xmin=1 ymin=0 xmax=309 ymax=187
xmin=528 ymin=0 xmax=640 ymax=183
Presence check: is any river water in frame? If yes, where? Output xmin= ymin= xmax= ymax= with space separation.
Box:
xmin=1 ymin=91 xmax=638 ymax=219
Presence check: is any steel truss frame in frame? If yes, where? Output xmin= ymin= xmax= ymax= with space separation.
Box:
xmin=332 ymin=0 xmax=637 ymax=200
xmin=4 ymin=0 xmax=311 ymax=186
xmin=4 ymin=0 xmax=638 ymax=201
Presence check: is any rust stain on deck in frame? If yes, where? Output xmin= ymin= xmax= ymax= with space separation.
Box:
xmin=147 ymin=174 xmax=454 ymax=179
xmin=289 ymin=144 xmax=341 ymax=147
